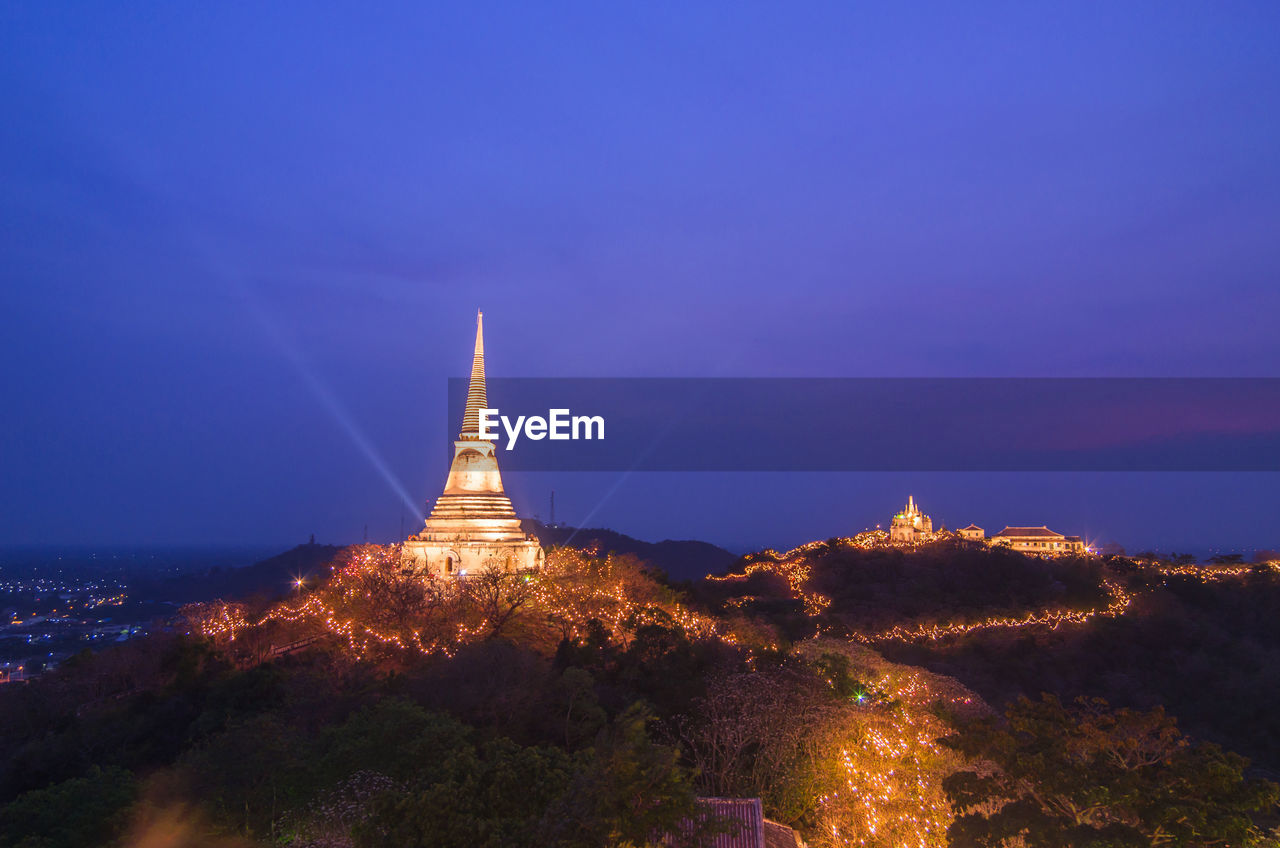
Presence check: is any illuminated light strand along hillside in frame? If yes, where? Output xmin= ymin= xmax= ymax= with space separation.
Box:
xmin=809 ymin=561 xmax=1280 ymax=844
xmin=708 ymin=531 xmax=970 ymax=620
xmin=520 ymin=546 xmax=735 ymax=645
xmin=1152 ymin=561 xmax=1279 ymax=580
xmin=706 ymin=556 xmax=832 ymax=616
xmin=849 ymin=579 xmax=1135 ymax=645
xmin=187 ymin=546 xmax=738 ymax=661
xmin=709 ymin=535 xmax=1154 ymax=644
xmin=714 ymin=549 xmax=1277 ymax=647
xmin=814 ymin=664 xmax=974 ymax=848
xmin=183 ymin=544 xmax=1277 ymax=847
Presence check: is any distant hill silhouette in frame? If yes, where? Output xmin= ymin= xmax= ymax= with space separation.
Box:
xmin=129 ymin=528 xmax=734 ymax=605
xmin=132 ymin=543 xmax=342 ymax=604
xmin=522 ymin=520 xmax=737 ymax=582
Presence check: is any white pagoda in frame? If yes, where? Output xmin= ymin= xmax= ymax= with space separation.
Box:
xmin=402 ymin=311 xmax=543 ymax=578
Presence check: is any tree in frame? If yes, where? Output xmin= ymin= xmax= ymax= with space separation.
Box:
xmin=341 ymin=545 xmax=445 ymax=633
xmin=0 ymin=766 xmax=137 ymax=848
xmin=175 ymin=713 xmax=313 ymax=839
xmin=180 ymin=600 xmax=248 ymax=646
xmin=942 ymin=694 xmax=1280 ymax=847
xmin=459 ymin=563 xmax=536 ymax=639
xmin=359 ymin=737 xmax=575 ymax=848
xmin=678 ymin=666 xmax=848 ymax=830
xmin=547 ymin=703 xmax=707 ymax=848
xmin=320 ymin=699 xmax=472 ymax=784
xmin=552 ymin=667 xmax=607 ymax=750
xmin=356 ymin=703 xmax=705 ymax=848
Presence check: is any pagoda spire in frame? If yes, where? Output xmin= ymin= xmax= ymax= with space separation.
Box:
xmin=404 ymin=309 xmax=543 ymax=578
xmin=460 ymin=310 xmax=488 ymax=439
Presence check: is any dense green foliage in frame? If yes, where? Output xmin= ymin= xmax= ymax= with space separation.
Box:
xmin=1 ymin=543 xmax=1277 ymax=846
xmin=357 ymin=703 xmax=707 ymax=848
xmin=696 ymin=541 xmax=1109 ymax=640
xmin=879 ymin=558 xmax=1280 ymax=773
xmin=0 ymin=766 xmax=137 ymax=848
xmin=943 ymin=694 xmax=1279 ymax=847
xmin=701 ymin=540 xmax=1280 ymax=775
xmin=0 ymin=622 xmax=729 ymax=847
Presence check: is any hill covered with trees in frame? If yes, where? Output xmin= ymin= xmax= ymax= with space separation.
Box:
xmin=0 ymin=540 xmax=1276 ymax=847
xmin=696 ymin=537 xmax=1280 ymax=778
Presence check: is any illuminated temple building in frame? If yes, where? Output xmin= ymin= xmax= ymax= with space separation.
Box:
xmin=988 ymin=526 xmax=1085 ymax=554
xmin=889 ymin=495 xmax=933 ymax=543
xmin=402 ymin=311 xmax=544 ymax=578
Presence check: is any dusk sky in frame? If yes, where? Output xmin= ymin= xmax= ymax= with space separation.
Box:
xmin=3 ymin=4 xmax=1278 ymax=554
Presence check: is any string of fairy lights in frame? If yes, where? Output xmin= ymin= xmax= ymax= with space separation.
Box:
xmin=706 ymin=555 xmax=832 ymax=616
xmin=848 ymin=578 xmax=1134 ymax=644
xmin=182 ymin=541 xmax=1276 ymax=848
xmin=706 ymin=536 xmax=1277 ymax=647
xmin=1152 ymin=562 xmax=1276 ymax=580
xmin=187 ymin=546 xmax=735 ymax=661
xmin=814 ymin=665 xmax=977 ymax=848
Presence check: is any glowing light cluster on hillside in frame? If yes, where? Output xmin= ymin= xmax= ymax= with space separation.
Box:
xmin=706 ymin=539 xmax=1277 ymax=648
xmin=532 ymin=546 xmax=732 ymax=644
xmin=1154 ymin=562 xmax=1279 ymax=580
xmin=708 ymin=536 xmax=1136 ymax=645
xmin=709 ymin=531 xmax=978 ymax=620
xmin=850 ymin=579 xmax=1134 ymax=644
xmin=176 ymin=535 xmax=1280 ymax=848
xmin=707 ymin=555 xmax=832 ymax=616
xmin=814 ymin=663 xmax=973 ymax=848
xmin=186 ymin=546 xmax=737 ymax=661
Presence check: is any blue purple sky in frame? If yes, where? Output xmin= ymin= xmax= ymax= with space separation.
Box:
xmin=2 ymin=4 xmax=1278 ymax=554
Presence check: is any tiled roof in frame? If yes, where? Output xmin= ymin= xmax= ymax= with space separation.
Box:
xmin=667 ymin=797 xmax=807 ymax=847
xmin=669 ymin=798 xmax=764 ymax=848
xmin=990 ymin=526 xmax=1063 ymax=538
xmin=959 ymin=524 xmax=983 ymax=531
xmin=764 ymin=819 xmax=805 ymax=848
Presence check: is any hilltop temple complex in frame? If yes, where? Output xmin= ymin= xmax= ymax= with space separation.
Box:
xmin=950 ymin=519 xmax=1086 ymax=553
xmin=889 ymin=495 xmax=934 ymax=542
xmin=884 ymin=497 xmax=1087 ymax=555
xmin=402 ymin=311 xmax=544 ymax=578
